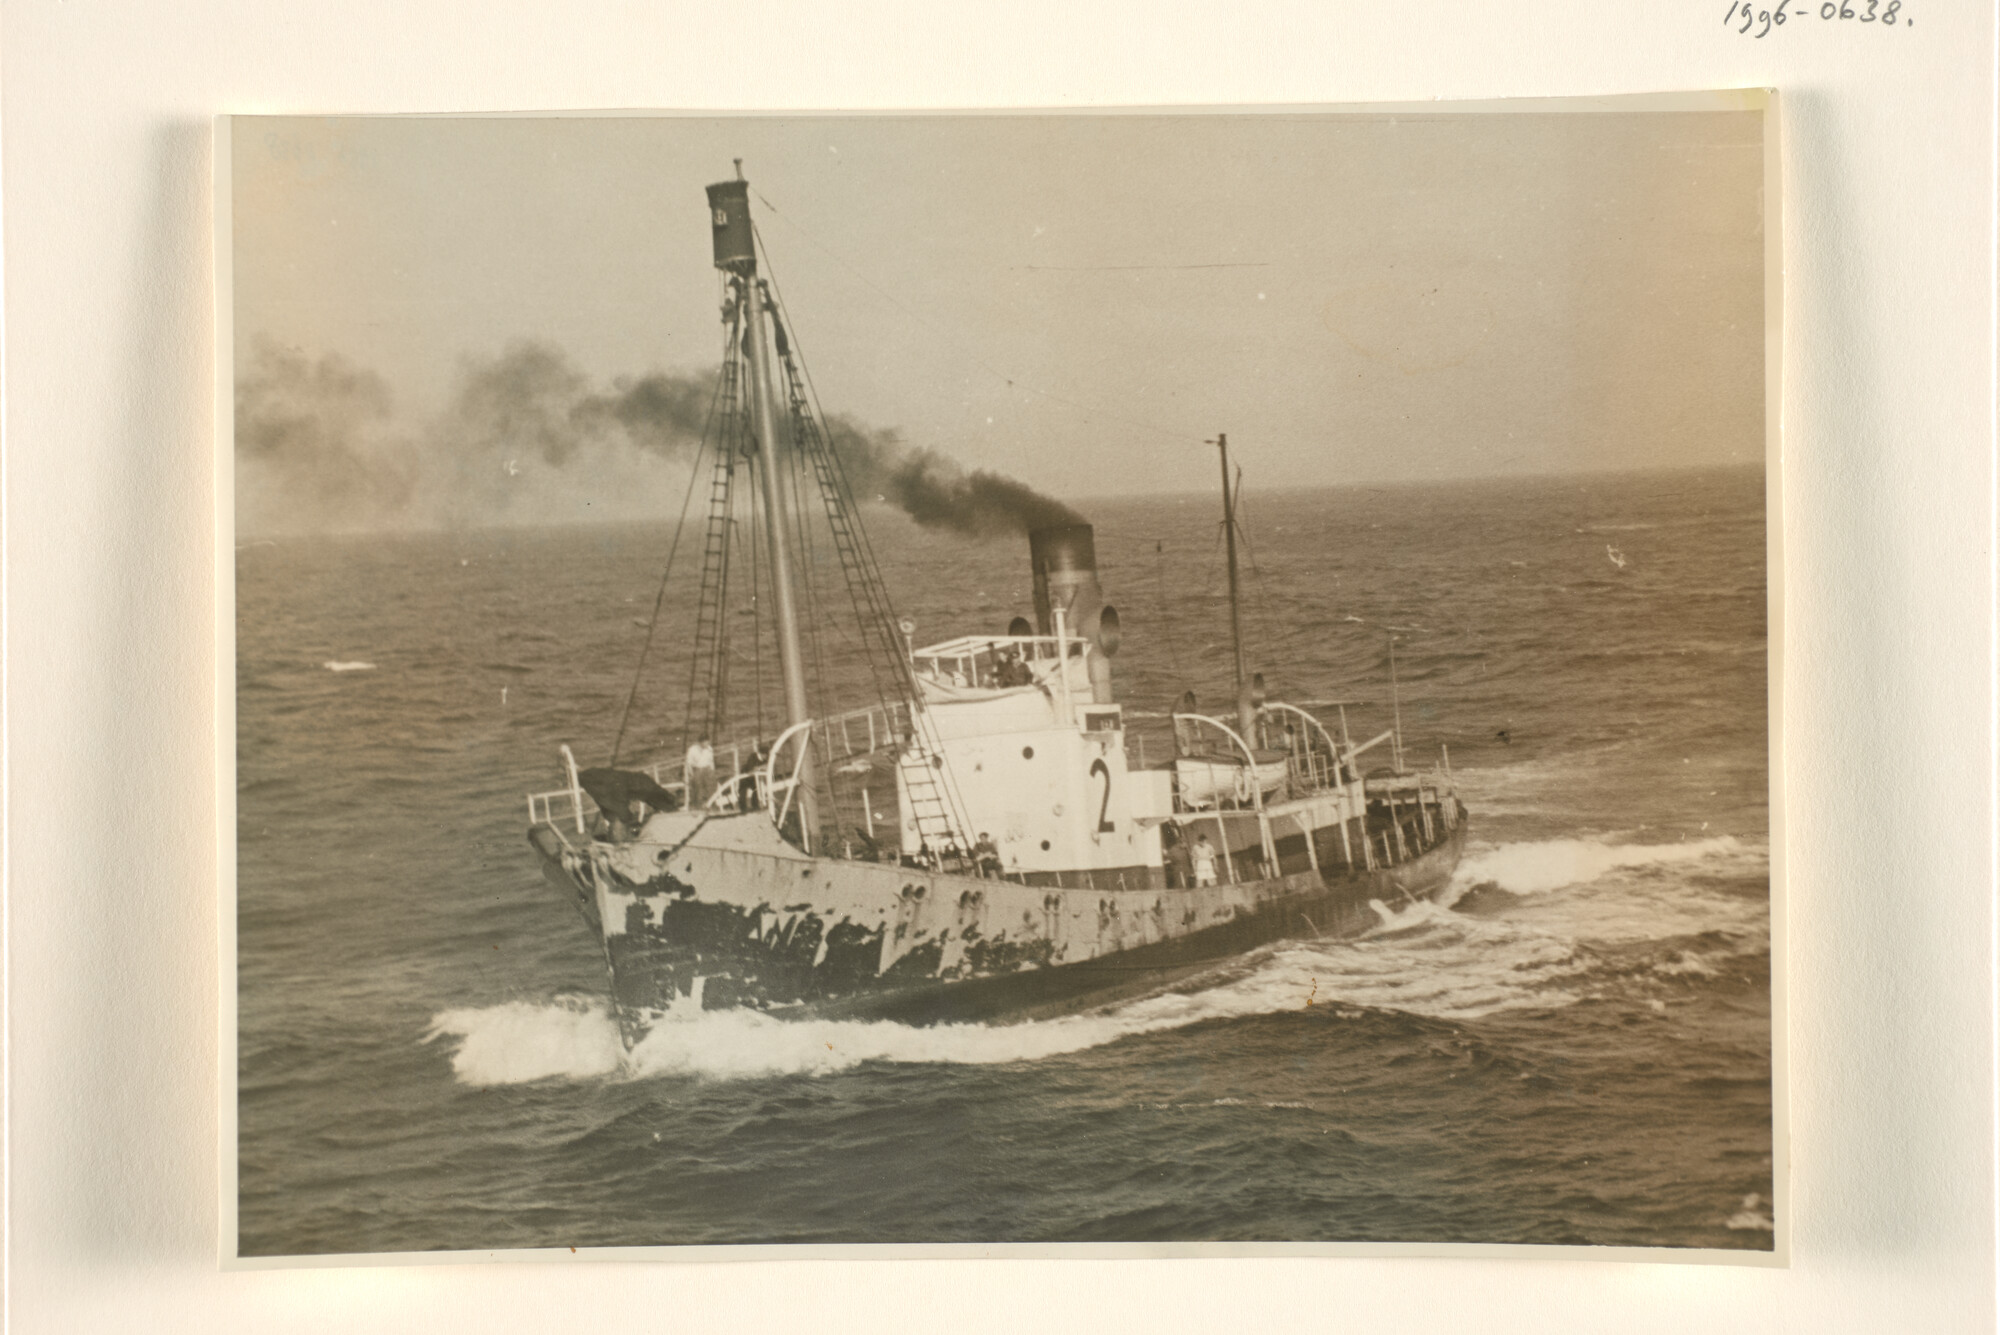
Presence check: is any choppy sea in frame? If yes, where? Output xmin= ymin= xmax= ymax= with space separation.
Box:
xmin=235 ymin=465 xmax=1773 ymax=1255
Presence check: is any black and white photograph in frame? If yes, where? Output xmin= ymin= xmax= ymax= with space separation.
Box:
xmin=226 ymin=101 xmax=1778 ymax=1259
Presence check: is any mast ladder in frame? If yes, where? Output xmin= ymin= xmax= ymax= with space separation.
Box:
xmin=682 ymin=343 xmax=745 ymax=744
xmin=777 ymin=340 xmax=907 ymax=706
xmin=896 ymin=736 xmax=968 ymax=860
xmin=771 ymin=323 xmax=979 ymax=855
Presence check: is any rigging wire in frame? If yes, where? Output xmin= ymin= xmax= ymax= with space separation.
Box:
xmin=681 ymin=302 xmax=748 ymax=753
xmin=755 ymin=221 xmax=921 ymax=706
xmin=745 ymin=448 xmax=766 ymax=742
xmin=608 ymin=343 xmax=731 ymax=767
xmin=1231 ymin=482 xmax=1282 ymax=679
xmin=1156 ymin=537 xmax=1190 ymax=690
xmin=786 ymin=425 xmax=850 ymax=840
xmin=784 ymin=396 xmax=828 ymax=703
xmin=753 ymin=215 xmax=979 ymax=850
xmin=784 ymin=388 xmax=840 ymax=809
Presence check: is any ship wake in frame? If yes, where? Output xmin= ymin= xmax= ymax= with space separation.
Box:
xmin=426 ymin=835 xmax=1765 ymax=1088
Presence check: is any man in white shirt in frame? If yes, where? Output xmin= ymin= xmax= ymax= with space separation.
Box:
xmin=685 ymin=735 xmax=717 ymax=805
xmin=1192 ymin=833 xmax=1219 ymax=887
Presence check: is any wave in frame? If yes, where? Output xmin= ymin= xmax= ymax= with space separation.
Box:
xmin=425 ymin=836 xmax=1765 ymax=1090
xmin=425 ymin=912 xmax=1586 ymax=1089
xmin=424 ymin=997 xmax=626 ymax=1085
xmin=1725 ymin=1192 xmax=1775 ymax=1231
xmin=424 ymin=993 xmax=1207 ymax=1087
xmin=1454 ymin=835 xmax=1744 ymax=896
xmin=322 ymin=660 xmax=377 ymax=673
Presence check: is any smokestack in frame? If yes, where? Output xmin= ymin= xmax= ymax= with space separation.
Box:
xmin=1030 ymin=524 xmax=1119 ymax=704
xmin=1030 ymin=524 xmax=1103 ymax=641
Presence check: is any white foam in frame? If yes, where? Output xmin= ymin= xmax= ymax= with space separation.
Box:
xmin=322 ymin=660 xmax=377 ymax=672
xmin=1725 ymin=1192 xmax=1775 ymax=1231
xmin=426 ymin=993 xmax=1205 ymax=1086
xmin=1456 ymin=835 xmax=1770 ymax=955
xmin=1456 ymin=835 xmax=1744 ymax=896
xmin=1653 ymin=949 xmax=1720 ymax=978
xmin=427 ymin=837 xmax=1767 ymax=1089
xmin=424 ymin=998 xmax=626 ymax=1085
xmin=427 ymin=907 xmax=1592 ymax=1089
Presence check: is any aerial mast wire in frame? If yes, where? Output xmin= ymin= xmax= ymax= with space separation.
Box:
xmin=1388 ymin=634 xmax=1405 ymax=773
xmin=608 ymin=314 xmax=734 ymax=767
xmin=709 ymin=166 xmax=817 ymax=841
xmin=1212 ymin=433 xmax=1256 ymax=741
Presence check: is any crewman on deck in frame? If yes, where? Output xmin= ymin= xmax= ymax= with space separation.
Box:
xmin=685 ymin=735 xmax=717 ymax=805
xmin=973 ymin=832 xmax=1001 ymax=878
xmin=1163 ymin=824 xmax=1193 ymax=888
xmin=738 ymin=745 xmax=768 ymax=811
xmin=1174 ymin=690 xmax=1203 ymax=758
xmin=1191 ymin=832 xmax=1219 ymax=887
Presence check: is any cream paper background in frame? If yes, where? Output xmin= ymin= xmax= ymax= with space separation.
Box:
xmin=4 ymin=1 xmax=1994 ymax=1331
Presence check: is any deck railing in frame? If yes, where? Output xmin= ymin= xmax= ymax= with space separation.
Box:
xmin=525 ymin=698 xmax=916 ymax=831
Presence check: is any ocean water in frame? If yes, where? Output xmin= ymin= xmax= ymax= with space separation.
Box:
xmin=235 ymin=465 xmax=1773 ymax=1254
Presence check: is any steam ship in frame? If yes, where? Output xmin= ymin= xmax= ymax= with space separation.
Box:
xmin=525 ymin=168 xmax=1467 ymax=1044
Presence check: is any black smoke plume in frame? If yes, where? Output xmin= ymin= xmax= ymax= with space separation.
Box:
xmin=236 ymin=336 xmax=1081 ymax=536
xmin=234 ymin=342 xmax=420 ymax=529
xmin=826 ymin=422 xmax=1086 ymax=536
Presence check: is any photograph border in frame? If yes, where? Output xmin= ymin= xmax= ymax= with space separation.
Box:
xmin=215 ymin=88 xmax=1788 ymax=1271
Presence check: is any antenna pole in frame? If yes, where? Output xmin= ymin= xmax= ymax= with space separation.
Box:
xmin=709 ymin=169 xmax=816 ymax=842
xmin=1214 ymin=434 xmax=1256 ymax=741
xmin=742 ymin=280 xmax=812 ymax=735
xmin=1389 ymin=634 xmax=1405 ymax=773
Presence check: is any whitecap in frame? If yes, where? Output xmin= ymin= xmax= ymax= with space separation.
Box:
xmin=1725 ymin=1192 xmax=1775 ymax=1231
xmin=425 ymin=921 xmax=1584 ymax=1089
xmin=423 ymin=997 xmax=625 ymax=1085
xmin=1455 ymin=835 xmax=1744 ymax=896
xmin=425 ymin=836 xmax=1767 ymax=1089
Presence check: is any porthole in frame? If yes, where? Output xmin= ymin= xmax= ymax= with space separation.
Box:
xmin=1040 ymin=840 xmax=1051 ymax=851
xmin=1022 ymin=746 xmax=1035 ymax=760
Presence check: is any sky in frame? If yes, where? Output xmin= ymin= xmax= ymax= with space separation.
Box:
xmin=229 ymin=108 xmax=1765 ymax=533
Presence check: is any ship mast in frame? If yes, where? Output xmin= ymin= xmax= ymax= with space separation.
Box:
xmin=1213 ymin=433 xmax=1257 ymax=742
xmin=708 ymin=166 xmax=817 ymax=837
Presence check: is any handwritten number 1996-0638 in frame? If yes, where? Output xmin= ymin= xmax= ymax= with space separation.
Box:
xmin=1725 ymin=0 xmax=1909 ymax=37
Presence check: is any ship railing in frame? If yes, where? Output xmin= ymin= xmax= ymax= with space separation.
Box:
xmin=1167 ymin=808 xmax=1277 ymax=886
xmin=1258 ymin=701 xmax=1346 ymax=796
xmin=527 ymin=744 xmax=595 ymax=835
xmin=817 ymin=698 xmax=914 ymax=762
xmin=527 ymin=786 xmax=593 ymax=831
xmin=763 ymin=719 xmax=817 ymax=848
xmin=525 ymin=746 xmax=689 ymax=836
xmin=1168 ymin=714 xmax=1267 ymax=807
xmin=525 ymin=700 xmax=918 ymax=835
xmin=911 ymin=633 xmax=1086 ymax=692
xmin=1360 ymin=746 xmax=1461 ymax=857
xmin=1169 ymin=713 xmax=1280 ymax=870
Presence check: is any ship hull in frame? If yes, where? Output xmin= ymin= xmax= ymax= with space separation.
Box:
xmin=530 ymin=807 xmax=1466 ymax=1041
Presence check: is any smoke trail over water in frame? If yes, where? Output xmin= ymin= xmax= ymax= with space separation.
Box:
xmin=825 ymin=422 xmax=1085 ymax=536
xmin=235 ymin=337 xmax=1080 ymax=536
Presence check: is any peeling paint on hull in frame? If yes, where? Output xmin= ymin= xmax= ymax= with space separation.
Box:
xmin=529 ymin=811 xmax=1467 ymax=1043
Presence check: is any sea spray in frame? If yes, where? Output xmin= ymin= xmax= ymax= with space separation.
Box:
xmin=427 ymin=912 xmax=1592 ymax=1088
xmin=424 ymin=997 xmax=627 ymax=1085
xmin=1454 ymin=834 xmax=1744 ymax=896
